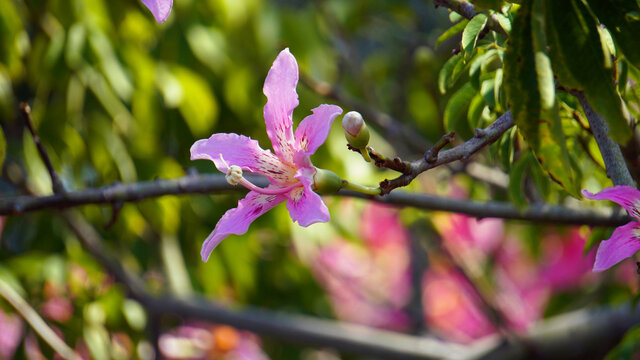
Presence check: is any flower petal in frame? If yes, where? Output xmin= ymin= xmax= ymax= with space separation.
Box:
xmin=294 ymin=104 xmax=343 ymax=155
xmin=201 ymin=191 xmax=286 ymax=261
xmin=593 ymin=222 xmax=640 ymax=272
xmin=191 ymin=133 xmax=295 ymax=184
xmin=286 ymin=167 xmax=330 ymax=226
xmin=141 ymin=0 xmax=173 ymax=22
xmin=263 ymin=48 xmax=298 ymax=163
xmin=582 ymin=186 xmax=640 ymax=219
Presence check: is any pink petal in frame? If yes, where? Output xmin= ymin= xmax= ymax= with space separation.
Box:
xmin=286 ymin=167 xmax=330 ymax=226
xmin=190 ymin=133 xmax=295 ymax=185
xmin=294 ymin=104 xmax=343 ymax=155
xmin=593 ymin=222 xmax=640 ymax=272
xmin=263 ymin=48 xmax=298 ymax=163
xmin=582 ymin=186 xmax=640 ymax=219
xmin=141 ymin=0 xmax=173 ymax=23
xmin=201 ymin=190 xmax=286 ymax=261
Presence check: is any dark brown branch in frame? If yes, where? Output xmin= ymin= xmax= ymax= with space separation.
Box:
xmin=574 ymin=92 xmax=636 ymax=187
xmin=0 ymin=172 xmax=630 ymax=227
xmin=424 ymin=131 xmax=456 ymax=163
xmin=20 ymin=102 xmax=66 ymax=194
xmin=380 ymin=111 xmax=514 ymax=194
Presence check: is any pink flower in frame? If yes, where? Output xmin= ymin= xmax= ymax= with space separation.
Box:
xmin=191 ymin=49 xmax=342 ymax=261
xmin=538 ymin=228 xmax=595 ymax=290
xmin=422 ymin=265 xmax=496 ymax=343
xmin=141 ymin=0 xmax=173 ymax=23
xmin=582 ymin=186 xmax=640 ymax=271
xmin=0 ymin=310 xmax=23 ymax=359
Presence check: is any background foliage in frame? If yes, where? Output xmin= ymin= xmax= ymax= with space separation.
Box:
xmin=2 ymin=0 xmax=640 ymax=359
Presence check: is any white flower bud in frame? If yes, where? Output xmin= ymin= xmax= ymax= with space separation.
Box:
xmin=342 ymin=111 xmax=370 ymax=149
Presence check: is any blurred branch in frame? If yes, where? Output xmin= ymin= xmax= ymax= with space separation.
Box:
xmin=574 ymin=92 xmax=636 ymax=187
xmin=58 ymin=184 xmax=640 ymax=360
xmin=433 ymin=0 xmax=508 ymax=37
xmin=469 ymin=304 xmax=640 ymax=360
xmin=62 ymin=208 xmax=469 ymax=360
xmin=0 ymin=173 xmax=630 ymax=226
xmin=0 ymin=277 xmax=79 ymax=360
xmin=20 ymin=102 xmax=66 ymax=194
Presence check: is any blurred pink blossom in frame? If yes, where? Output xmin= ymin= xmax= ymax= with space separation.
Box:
xmin=312 ymin=203 xmax=412 ymax=331
xmin=41 ymin=296 xmax=73 ymax=323
xmin=422 ymin=264 xmax=496 ymax=343
xmin=159 ymin=324 xmax=269 ymax=360
xmin=538 ymin=228 xmax=596 ymax=290
xmin=0 ymin=309 xmax=23 ymax=359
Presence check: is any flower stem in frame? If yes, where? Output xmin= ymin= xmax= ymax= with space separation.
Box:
xmin=360 ymin=148 xmax=372 ymax=162
xmin=341 ymin=180 xmax=382 ymax=196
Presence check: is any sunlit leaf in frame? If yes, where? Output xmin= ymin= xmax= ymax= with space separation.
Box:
xmin=462 ymin=14 xmax=488 ymax=57
xmin=545 ymin=0 xmax=630 ymax=143
xmin=588 ymin=0 xmax=640 ymax=69
xmin=504 ymin=0 xmax=581 ymax=197
xmin=444 ymin=83 xmax=476 ymax=138
xmin=436 ymin=19 xmax=469 ymax=47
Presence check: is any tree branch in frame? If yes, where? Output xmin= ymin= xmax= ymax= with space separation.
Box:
xmin=61 ymin=206 xmax=468 ymax=360
xmin=59 ymin=184 xmax=639 ymax=360
xmin=574 ymin=92 xmax=636 ymax=187
xmin=20 ymin=102 xmax=66 ymax=194
xmin=0 ymin=277 xmax=79 ymax=360
xmin=0 ymin=172 xmax=630 ymax=226
xmin=379 ymin=111 xmax=514 ymax=194
xmin=433 ymin=0 xmax=508 ymax=37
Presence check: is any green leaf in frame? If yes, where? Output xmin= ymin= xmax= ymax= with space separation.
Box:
xmin=545 ymin=0 xmax=630 ymax=143
xmin=588 ymin=0 xmax=640 ymax=69
xmin=462 ymin=14 xmax=488 ymax=57
xmin=436 ymin=19 xmax=469 ymax=48
xmin=508 ymin=152 xmax=534 ymax=210
xmin=438 ymin=54 xmax=465 ymax=93
xmin=496 ymin=13 xmax=512 ymax=34
xmin=504 ymin=0 xmax=581 ymax=197
xmin=467 ymin=93 xmax=486 ymax=129
xmin=444 ymin=83 xmax=477 ymax=138
xmin=171 ymin=66 xmax=219 ymax=137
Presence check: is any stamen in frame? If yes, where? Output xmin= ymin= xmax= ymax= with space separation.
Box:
xmin=219 ymin=154 xmax=303 ymax=195
xmin=226 ymin=165 xmax=243 ymax=185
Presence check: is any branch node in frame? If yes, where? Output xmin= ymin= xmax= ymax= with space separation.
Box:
xmin=424 ymin=131 xmax=455 ymax=163
xmin=474 ymin=128 xmax=487 ymax=138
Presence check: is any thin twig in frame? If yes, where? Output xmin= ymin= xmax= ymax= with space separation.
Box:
xmin=424 ymin=131 xmax=456 ymax=163
xmin=0 ymin=277 xmax=79 ymax=360
xmin=574 ymin=92 xmax=636 ymax=187
xmin=20 ymin=103 xmax=66 ymax=194
xmin=302 ymin=75 xmax=511 ymax=189
xmin=379 ymin=111 xmax=514 ymax=194
xmin=433 ymin=0 xmax=508 ymax=37
xmin=0 ymin=173 xmax=630 ymax=226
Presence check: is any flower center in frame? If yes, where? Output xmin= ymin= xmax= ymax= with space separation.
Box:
xmin=220 ymin=154 xmax=302 ymax=196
